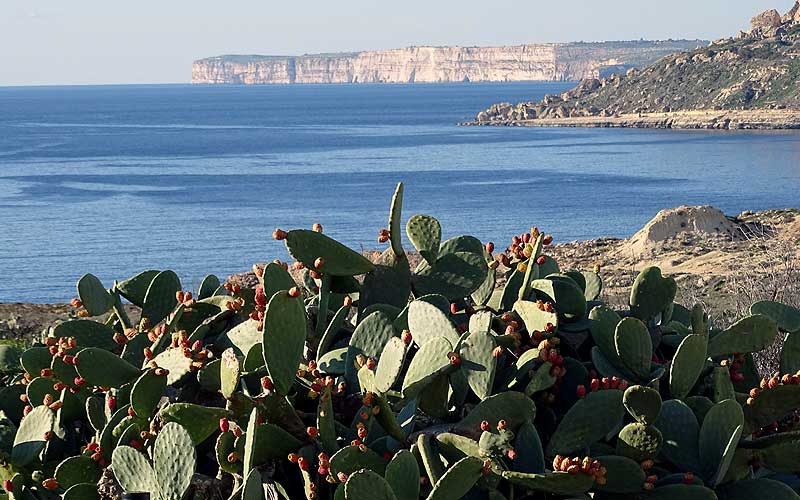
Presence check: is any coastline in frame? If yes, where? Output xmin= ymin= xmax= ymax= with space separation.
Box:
xmin=3 ymin=207 xmax=798 ymax=344
xmin=461 ymin=109 xmax=800 ymax=130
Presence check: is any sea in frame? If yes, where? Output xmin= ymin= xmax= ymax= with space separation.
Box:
xmin=1 ymin=82 xmax=799 ymax=303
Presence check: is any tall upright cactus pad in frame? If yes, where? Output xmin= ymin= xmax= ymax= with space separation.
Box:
xmin=346 ymin=310 xmax=397 ymax=389
xmin=654 ymin=400 xmax=701 ymax=472
xmin=669 ymin=333 xmax=708 ymax=400
xmin=459 ymin=328 xmax=498 ymax=400
xmin=406 ymin=214 xmax=441 ymax=266
xmin=385 ymin=450 xmax=420 ymax=500
xmin=285 ymin=230 xmax=375 ymax=276
xmin=698 ymin=399 xmax=743 ymax=485
xmin=77 ymin=273 xmax=114 ymax=316
xmin=374 ymin=337 xmax=408 ymax=394
xmin=262 ymin=289 xmax=306 ymax=395
xmin=630 ymin=267 xmax=677 ymax=322
xmin=142 ymin=270 xmax=181 ymax=325
xmin=614 ymin=317 xmax=653 ymax=380
xmin=130 ymin=369 xmax=167 ymax=417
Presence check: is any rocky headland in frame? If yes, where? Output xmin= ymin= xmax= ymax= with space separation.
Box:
xmin=191 ymin=41 xmax=704 ymax=85
xmin=3 ymin=206 xmax=798 ymax=343
xmin=466 ymin=2 xmax=800 ymax=129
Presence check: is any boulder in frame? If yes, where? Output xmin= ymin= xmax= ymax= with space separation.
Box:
xmin=619 ymin=206 xmax=744 ymax=256
xmin=783 ymin=1 xmax=800 ymax=23
xmin=750 ymin=9 xmax=782 ymax=31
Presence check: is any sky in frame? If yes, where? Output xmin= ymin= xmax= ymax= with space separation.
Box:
xmin=0 ymin=0 xmax=794 ymax=86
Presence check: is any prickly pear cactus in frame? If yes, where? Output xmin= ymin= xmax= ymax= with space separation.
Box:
xmin=2 ymin=183 xmax=799 ymax=500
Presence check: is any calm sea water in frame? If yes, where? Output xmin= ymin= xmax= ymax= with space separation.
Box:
xmin=1 ymin=83 xmax=800 ymax=303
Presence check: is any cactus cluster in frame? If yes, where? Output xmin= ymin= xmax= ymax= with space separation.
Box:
xmin=1 ymin=182 xmax=800 ymax=500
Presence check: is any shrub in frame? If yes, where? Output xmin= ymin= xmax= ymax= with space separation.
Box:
xmin=1 ymin=182 xmax=799 ymax=500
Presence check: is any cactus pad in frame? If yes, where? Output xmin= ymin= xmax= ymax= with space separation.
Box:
xmin=707 ymin=315 xmax=778 ymax=357
xmin=547 ymin=389 xmax=624 ymax=456
xmin=616 ymin=422 xmax=663 ymax=461
xmin=285 ymin=229 xmax=375 ymax=276
xmin=77 ymin=274 xmax=114 ymax=317
xmin=622 ymin=385 xmax=662 ymax=425
xmin=406 ymin=214 xmax=441 ymax=266
xmin=344 ymin=469 xmax=397 ymax=500
xmin=669 ymin=334 xmax=708 ymax=400
xmin=262 ymin=290 xmax=306 ymax=395
xmin=629 ymin=267 xmax=677 ymax=322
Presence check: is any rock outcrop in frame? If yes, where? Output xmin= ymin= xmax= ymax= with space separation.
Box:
xmin=620 ymin=206 xmax=744 ymax=256
xmin=751 ymin=9 xmax=783 ymax=31
xmin=192 ymin=41 xmax=704 ymax=84
xmin=468 ymin=3 xmax=800 ymax=129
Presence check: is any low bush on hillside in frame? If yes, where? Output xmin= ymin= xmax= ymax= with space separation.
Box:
xmin=1 ymin=183 xmax=799 ymax=500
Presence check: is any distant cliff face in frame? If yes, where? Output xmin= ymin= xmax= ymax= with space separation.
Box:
xmin=192 ymin=41 xmax=704 ymax=84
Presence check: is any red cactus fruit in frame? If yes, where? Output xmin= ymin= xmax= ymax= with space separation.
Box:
xmin=288 ymin=287 xmax=300 ymax=298
xmin=3 ymin=480 xmax=13 ymax=492
xmin=219 ymin=418 xmax=230 ymax=433
xmin=497 ymin=419 xmax=507 ymax=430
xmin=576 ymin=385 xmax=587 ymax=398
xmin=272 ymin=229 xmax=287 ymax=240
xmin=307 ymin=427 xmax=319 ymax=438
xmin=401 ymin=330 xmax=412 ymax=345
xmin=536 ymin=255 xmax=547 ymax=265
xmin=42 ymin=478 xmax=59 ymax=491
xmin=449 ymin=353 xmax=461 ymax=366
xmin=480 ymin=420 xmax=491 ymax=431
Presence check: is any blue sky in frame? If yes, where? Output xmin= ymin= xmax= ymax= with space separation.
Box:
xmin=0 ymin=0 xmax=792 ymax=85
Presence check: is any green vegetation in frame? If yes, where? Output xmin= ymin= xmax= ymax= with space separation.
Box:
xmin=1 ymin=183 xmax=800 ymax=500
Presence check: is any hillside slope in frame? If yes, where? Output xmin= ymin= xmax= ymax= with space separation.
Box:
xmin=469 ymin=2 xmax=800 ymax=128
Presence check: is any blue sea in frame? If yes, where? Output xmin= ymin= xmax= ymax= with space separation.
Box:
xmin=1 ymin=83 xmax=799 ymax=303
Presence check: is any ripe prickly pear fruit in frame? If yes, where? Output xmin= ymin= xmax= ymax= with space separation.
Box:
xmin=576 ymin=385 xmax=586 ymax=398
xmin=536 ymin=255 xmax=547 ymax=265
xmin=401 ymin=330 xmax=412 ymax=345
xmin=312 ymin=223 xmax=323 ymax=233
xmin=542 ymin=235 xmax=553 ymax=245
xmin=288 ymin=287 xmax=300 ymax=298
xmin=480 ymin=420 xmax=490 ymax=431
xmin=42 ymin=479 xmax=58 ymax=491
xmin=272 ymin=229 xmax=287 ymax=240
xmin=485 ymin=242 xmax=494 ymax=253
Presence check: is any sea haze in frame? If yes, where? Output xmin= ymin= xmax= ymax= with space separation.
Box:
xmin=1 ymin=83 xmax=799 ymax=302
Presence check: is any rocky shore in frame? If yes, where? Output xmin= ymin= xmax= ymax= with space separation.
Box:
xmin=462 ymin=109 xmax=800 ymax=130
xmin=3 ymin=207 xmax=798 ymax=343
xmin=466 ymin=2 xmax=800 ymax=130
